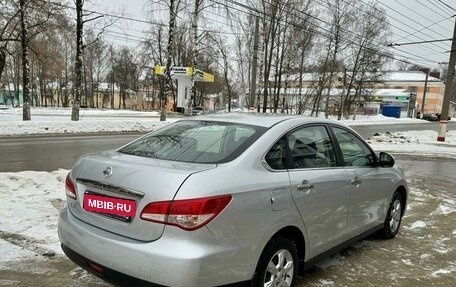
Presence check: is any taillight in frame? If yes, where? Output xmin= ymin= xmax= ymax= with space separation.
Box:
xmin=140 ymin=195 xmax=232 ymax=230
xmin=65 ymin=173 xmax=77 ymax=199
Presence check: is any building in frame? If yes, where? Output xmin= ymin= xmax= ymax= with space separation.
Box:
xmin=0 ymin=84 xmax=39 ymax=106
xmin=376 ymin=71 xmax=444 ymax=115
xmin=254 ymin=70 xmax=444 ymax=117
xmin=450 ymin=101 xmax=456 ymax=119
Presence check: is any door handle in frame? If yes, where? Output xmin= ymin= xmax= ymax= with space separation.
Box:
xmin=350 ymin=177 xmax=362 ymax=185
xmin=297 ymin=180 xmax=314 ymax=191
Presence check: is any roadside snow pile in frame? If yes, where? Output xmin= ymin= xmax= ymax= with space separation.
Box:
xmin=368 ymin=130 xmax=456 ymax=158
xmin=340 ymin=114 xmax=425 ymax=125
xmin=0 ymin=107 xmax=176 ymax=136
xmin=0 ymin=107 xmax=426 ymax=136
xmin=0 ymin=107 xmax=160 ymax=117
xmin=0 ymin=120 xmax=171 ymax=136
xmin=0 ymin=170 xmax=68 ymax=265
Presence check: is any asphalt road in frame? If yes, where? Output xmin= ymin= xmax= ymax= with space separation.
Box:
xmin=0 ymin=121 xmax=454 ymax=172
xmin=0 ymin=134 xmax=140 ymax=172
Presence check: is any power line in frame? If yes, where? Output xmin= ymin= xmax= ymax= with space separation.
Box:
xmin=41 ymin=0 xmax=442 ymax=66
xmin=326 ymin=0 xmax=449 ymax=55
xmin=258 ymin=0 xmax=442 ymax=64
xmin=327 ymin=0 xmax=446 ymax=57
xmin=388 ymin=38 xmax=453 ymax=47
xmin=375 ymin=0 xmax=449 ymax=50
xmin=390 ymin=0 xmax=453 ymax=34
xmin=315 ymin=0 xmax=448 ymax=58
xmin=427 ymin=0 xmax=455 ymax=17
xmin=394 ymin=17 xmax=452 ymax=42
xmin=211 ymin=0 xmax=438 ymax=66
xmin=38 ymin=0 xmax=244 ymax=36
xmin=435 ymin=0 xmax=456 ymax=12
xmin=416 ymin=0 xmax=455 ymax=21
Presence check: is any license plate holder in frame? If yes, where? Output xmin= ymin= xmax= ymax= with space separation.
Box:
xmin=83 ymin=193 xmax=136 ymax=221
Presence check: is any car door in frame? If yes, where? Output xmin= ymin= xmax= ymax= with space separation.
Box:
xmin=331 ymin=126 xmax=390 ymax=237
xmin=286 ymin=125 xmax=351 ymax=257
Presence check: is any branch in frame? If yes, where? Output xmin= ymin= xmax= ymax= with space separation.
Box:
xmin=83 ymin=17 xmax=118 ymax=49
xmin=0 ymin=10 xmax=21 ymax=38
xmin=83 ymin=15 xmax=104 ymax=24
xmin=82 ymin=12 xmax=96 ymax=17
xmin=27 ymin=10 xmax=53 ymax=30
xmin=4 ymin=46 xmax=15 ymax=56
xmin=0 ymin=38 xmax=20 ymax=42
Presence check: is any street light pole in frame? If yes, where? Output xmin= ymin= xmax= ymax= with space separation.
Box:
xmin=437 ymin=17 xmax=456 ymax=142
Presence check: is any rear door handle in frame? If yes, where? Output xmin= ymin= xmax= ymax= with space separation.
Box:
xmin=297 ymin=180 xmax=314 ymax=190
xmin=350 ymin=176 xmax=362 ymax=185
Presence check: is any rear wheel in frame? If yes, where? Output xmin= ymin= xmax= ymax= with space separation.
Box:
xmin=253 ymin=237 xmax=298 ymax=287
xmin=379 ymin=192 xmax=403 ymax=239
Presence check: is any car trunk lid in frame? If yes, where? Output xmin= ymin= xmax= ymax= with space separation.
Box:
xmin=68 ymin=150 xmax=216 ymax=241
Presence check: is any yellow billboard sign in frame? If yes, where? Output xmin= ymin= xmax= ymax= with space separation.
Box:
xmin=154 ymin=66 xmax=214 ymax=82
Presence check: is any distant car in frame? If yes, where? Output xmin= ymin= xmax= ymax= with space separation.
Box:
xmin=422 ymin=113 xmax=438 ymax=121
xmin=192 ymin=106 xmax=205 ymax=116
xmin=59 ymin=114 xmax=408 ymax=287
xmin=436 ymin=113 xmax=451 ymax=121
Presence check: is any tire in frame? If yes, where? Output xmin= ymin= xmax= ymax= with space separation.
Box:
xmin=379 ymin=192 xmax=403 ymax=239
xmin=252 ymin=237 xmax=298 ymax=287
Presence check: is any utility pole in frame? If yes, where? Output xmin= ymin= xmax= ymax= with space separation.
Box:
xmin=420 ymin=68 xmax=429 ymax=119
xmin=251 ymin=16 xmax=259 ymax=112
xmin=437 ymin=17 xmax=456 ymax=142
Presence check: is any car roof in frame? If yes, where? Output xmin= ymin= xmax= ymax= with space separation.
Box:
xmin=182 ymin=112 xmax=337 ymax=128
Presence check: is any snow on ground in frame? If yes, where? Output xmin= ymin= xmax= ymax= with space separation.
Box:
xmin=0 ymin=107 xmax=175 ymax=136
xmin=0 ymin=107 xmax=427 ymax=136
xmin=0 ymin=170 xmax=68 ymax=265
xmin=367 ymin=130 xmax=456 ymax=158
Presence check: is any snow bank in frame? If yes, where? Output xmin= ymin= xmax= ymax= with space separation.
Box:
xmin=368 ymin=130 xmax=456 ymax=158
xmin=0 ymin=120 xmax=171 ymax=136
xmin=0 ymin=170 xmax=68 ymax=264
xmin=0 ymin=107 xmax=426 ymax=136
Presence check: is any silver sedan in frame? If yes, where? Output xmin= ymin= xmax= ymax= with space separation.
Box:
xmin=58 ymin=114 xmax=408 ymax=287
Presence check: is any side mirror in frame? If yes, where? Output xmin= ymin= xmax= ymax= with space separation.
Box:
xmin=379 ymin=152 xmax=395 ymax=167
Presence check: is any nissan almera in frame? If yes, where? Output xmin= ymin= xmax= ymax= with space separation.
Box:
xmin=58 ymin=114 xmax=407 ymax=287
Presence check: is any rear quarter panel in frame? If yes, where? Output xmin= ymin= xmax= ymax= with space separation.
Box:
xmin=174 ymin=121 xmax=311 ymax=279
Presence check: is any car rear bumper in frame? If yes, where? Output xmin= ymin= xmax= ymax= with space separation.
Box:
xmin=58 ymin=208 xmax=252 ymax=287
xmin=61 ymin=243 xmax=164 ymax=287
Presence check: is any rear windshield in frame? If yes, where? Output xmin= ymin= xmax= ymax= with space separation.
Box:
xmin=118 ymin=120 xmax=267 ymax=164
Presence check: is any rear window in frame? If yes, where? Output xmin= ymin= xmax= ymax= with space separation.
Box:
xmin=118 ymin=121 xmax=267 ymax=164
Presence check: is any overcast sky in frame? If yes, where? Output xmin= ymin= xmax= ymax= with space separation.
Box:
xmin=89 ymin=0 xmax=455 ymax=70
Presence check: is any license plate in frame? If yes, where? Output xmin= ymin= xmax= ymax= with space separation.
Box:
xmin=83 ymin=193 xmax=136 ymax=218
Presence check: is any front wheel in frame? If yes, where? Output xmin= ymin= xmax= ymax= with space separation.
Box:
xmin=253 ymin=237 xmax=298 ymax=287
xmin=379 ymin=192 xmax=403 ymax=239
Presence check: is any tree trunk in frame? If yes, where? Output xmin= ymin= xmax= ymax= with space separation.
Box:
xmin=20 ymin=0 xmax=31 ymax=121
xmin=189 ymin=0 xmax=203 ymax=114
xmin=163 ymin=0 xmax=177 ymax=121
xmin=0 ymin=49 xmax=6 ymax=81
xmin=72 ymin=0 xmax=83 ymax=121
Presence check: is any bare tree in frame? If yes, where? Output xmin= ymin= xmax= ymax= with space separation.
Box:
xmin=342 ymin=2 xmax=390 ymax=117
xmin=2 ymin=0 xmax=59 ymax=119
xmin=189 ymin=0 xmax=203 ymax=113
xmin=209 ymin=33 xmax=235 ymax=111
xmin=0 ymin=2 xmax=20 ymax=83
xmin=162 ymin=0 xmax=181 ymax=120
